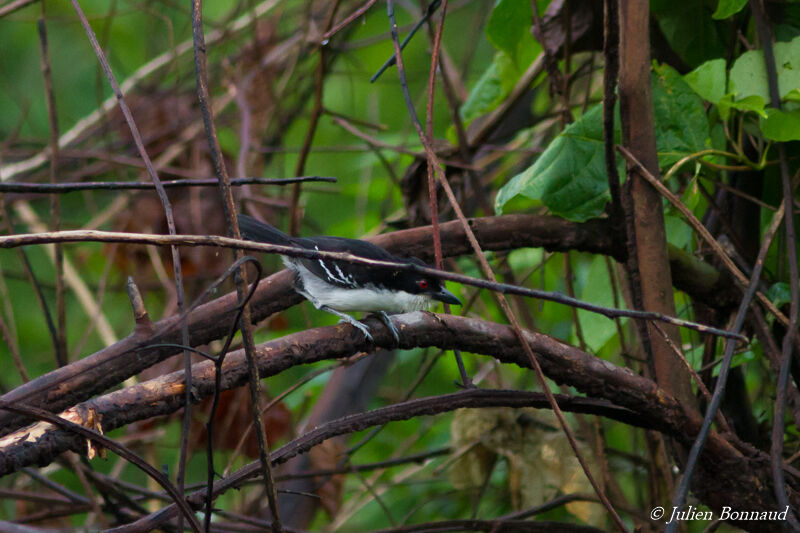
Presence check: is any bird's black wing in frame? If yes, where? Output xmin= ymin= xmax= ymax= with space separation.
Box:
xmin=237 ymin=214 xmax=411 ymax=290
xmin=293 ymin=236 xmax=406 ymax=289
xmin=238 ymin=215 xmax=294 ymax=247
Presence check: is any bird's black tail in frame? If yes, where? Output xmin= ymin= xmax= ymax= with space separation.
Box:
xmin=237 ymin=215 xmax=294 ymax=246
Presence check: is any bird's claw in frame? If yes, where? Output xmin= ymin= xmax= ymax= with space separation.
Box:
xmin=323 ymin=305 xmax=375 ymax=343
xmin=335 ymin=317 xmax=374 ymax=342
xmin=353 ymin=321 xmax=374 ymax=343
xmin=378 ymin=311 xmax=401 ymax=347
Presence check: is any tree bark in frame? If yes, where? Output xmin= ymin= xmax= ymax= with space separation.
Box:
xmin=618 ymin=0 xmax=695 ymax=410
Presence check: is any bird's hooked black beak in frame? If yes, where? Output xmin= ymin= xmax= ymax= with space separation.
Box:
xmin=432 ymin=286 xmax=461 ymax=306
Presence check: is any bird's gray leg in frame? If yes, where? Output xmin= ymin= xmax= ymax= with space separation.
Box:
xmin=319 ymin=305 xmax=374 ymax=342
xmin=377 ymin=311 xmax=400 ymax=345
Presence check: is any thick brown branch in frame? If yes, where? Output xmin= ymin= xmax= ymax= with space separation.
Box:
xmin=0 ymin=215 xmax=612 ymax=433
xmin=0 ymin=312 xmax=678 ymax=474
xmin=0 ymin=312 xmax=789 ymax=529
xmin=618 ymin=0 xmax=693 ymax=408
xmin=0 ymin=214 xmax=738 ymax=435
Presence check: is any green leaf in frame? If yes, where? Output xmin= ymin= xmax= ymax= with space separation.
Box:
xmin=717 ymin=94 xmax=767 ymax=120
xmin=712 ymin=0 xmax=748 ymax=20
xmin=494 ymin=105 xmax=617 ymax=221
xmin=730 ymin=35 xmax=800 ymax=104
xmin=730 ymin=49 xmax=770 ymax=102
xmin=715 ymin=349 xmax=756 ymax=375
xmin=577 ymin=255 xmax=625 ymax=352
xmin=462 ymin=0 xmax=542 ymax=125
xmin=486 ymin=0 xmax=538 ymax=69
xmin=495 ymin=65 xmax=718 ymax=221
xmin=460 ymin=52 xmax=519 ymax=123
xmin=651 ymin=1 xmax=726 ymax=67
xmin=785 ymin=88 xmax=800 ymax=102
xmin=652 ymin=64 xmax=711 ymax=166
xmin=775 ymin=37 xmax=800 ymax=99
xmin=684 ymin=59 xmax=727 ymax=103
xmin=496 ymin=66 xmax=710 ymax=221
xmin=760 ymin=108 xmax=800 ymax=141
xmin=665 ymin=215 xmax=692 ymax=250
xmin=767 ymin=282 xmax=792 ymax=308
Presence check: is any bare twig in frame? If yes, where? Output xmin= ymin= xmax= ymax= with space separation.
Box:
xmin=0 ymin=228 xmax=746 ymax=342
xmin=0 ymin=311 xmax=784 ymax=522
xmin=0 ymin=213 xmax=621 ymax=434
xmin=602 ymin=0 xmax=623 ymax=242
xmin=0 ymin=214 xmax=748 ymax=441
xmin=288 ymin=0 xmax=340 ymax=236
xmin=0 ymin=0 xmax=37 ymax=18
xmin=748 ymin=1 xmax=800 ymax=527
xmin=69 ymin=0 xmax=196 ymax=511
xmin=0 ymin=313 xmax=677 ymax=472
xmin=223 ymin=352 xmax=368 ymax=476
xmin=93 ymin=389 xmax=652 ymax=531
xmin=70 ymin=242 xmax=118 ymax=360
xmin=202 ymin=257 xmax=263 ymax=529
xmin=190 ymin=0 xmax=283 ymax=528
xmin=0 ymin=176 xmax=336 ymax=194
xmin=0 ymin=400 xmax=202 ymax=532
xmin=322 ymin=0 xmax=378 ymax=41
xmin=370 ymin=0 xmax=442 ymax=83
xmin=0 ymin=313 xmax=27 ymax=382
xmin=422 ymin=0 xmax=470 ymax=387
xmin=650 ymin=322 xmax=730 ymax=433
xmin=666 ymin=174 xmax=789 ymax=532
xmin=275 ymin=447 xmax=449 ymax=481
xmin=0 ymin=0 xmax=282 ymax=183
xmin=0 ymin=202 xmax=64 ymax=358
xmin=617 ymin=145 xmax=791 ymax=330
xmin=385 ymin=1 xmax=627 ymax=528
xmin=531 ymin=0 xmax=570 ymax=124
xmin=37 ymin=11 xmax=67 ymax=367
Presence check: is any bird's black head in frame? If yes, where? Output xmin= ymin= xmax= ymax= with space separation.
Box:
xmin=395 ymin=258 xmax=461 ymax=306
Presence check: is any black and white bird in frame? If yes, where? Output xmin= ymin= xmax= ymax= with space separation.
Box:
xmin=238 ymin=214 xmax=461 ymax=342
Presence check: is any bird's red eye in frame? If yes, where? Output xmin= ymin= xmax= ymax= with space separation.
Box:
xmin=418 ymin=279 xmax=428 ymax=289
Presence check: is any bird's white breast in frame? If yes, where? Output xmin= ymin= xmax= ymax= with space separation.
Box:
xmin=287 ymin=261 xmax=433 ymax=313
